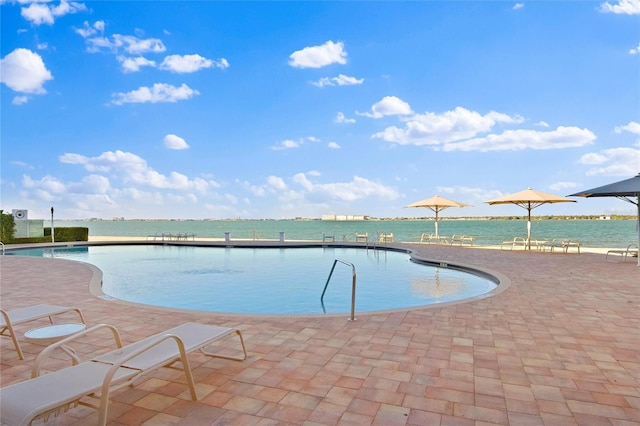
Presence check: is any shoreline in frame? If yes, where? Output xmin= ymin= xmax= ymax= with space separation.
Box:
xmin=58 ymin=215 xmax=636 ymax=221
xmin=84 ymin=235 xmax=615 ymax=255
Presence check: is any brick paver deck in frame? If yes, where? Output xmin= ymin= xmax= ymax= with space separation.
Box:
xmin=1 ymin=243 xmax=638 ymax=425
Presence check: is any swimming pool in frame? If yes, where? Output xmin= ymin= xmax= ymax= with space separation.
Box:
xmin=10 ymin=245 xmax=498 ymax=315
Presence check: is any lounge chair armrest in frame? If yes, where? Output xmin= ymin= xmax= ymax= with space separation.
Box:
xmin=33 ymin=324 xmax=123 ymax=378
xmin=96 ymin=333 xmax=197 ymax=425
xmin=99 ymin=333 xmax=188 ymax=371
xmin=0 ymin=309 xmax=10 ymax=328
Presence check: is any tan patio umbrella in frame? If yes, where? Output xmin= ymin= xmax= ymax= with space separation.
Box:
xmin=405 ymin=195 xmax=470 ymax=238
xmin=486 ymin=188 xmax=576 ymax=250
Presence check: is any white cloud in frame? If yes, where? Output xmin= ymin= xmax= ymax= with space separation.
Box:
xmin=630 ymin=42 xmax=640 ymax=54
xmin=267 ymin=176 xmax=287 ymax=191
xmin=549 ymin=181 xmax=579 ymax=191
xmin=75 ymin=20 xmax=105 ymax=38
xmin=580 ymin=147 xmax=640 ymax=176
xmin=244 ymin=173 xmax=399 ymax=213
xmin=614 ymin=121 xmax=640 ymax=135
xmin=292 ymin=174 xmax=399 ymax=202
xmin=115 ymin=54 xmax=228 ymax=74
xmin=599 ymin=0 xmax=640 ymax=14
xmin=292 ymin=173 xmax=314 ymax=191
xmin=358 ymin=96 xmax=413 ymax=119
xmin=513 ymin=3 xmax=524 ymax=10
xmin=0 ymin=48 xmax=53 ymax=94
xmin=271 ymin=136 xmax=318 ymax=151
xmin=85 ymin=34 xmax=166 ymax=54
xmin=272 ymin=139 xmax=301 ymax=150
xmin=117 ymin=56 xmax=156 ymax=73
xmin=289 ymin=40 xmax=347 ymax=69
xmin=21 ymin=0 xmax=87 ymax=26
xmin=311 ymin=74 xmax=364 ymax=87
xmin=328 ymin=142 xmax=341 ymax=149
xmin=115 ymin=34 xmax=166 ymax=54
xmin=334 ymin=112 xmax=356 ymax=124
xmin=159 ymin=54 xmax=229 ymax=73
xmin=373 ymin=106 xmax=523 ymax=145
xmin=71 ymin=174 xmax=111 ymax=194
xmin=58 ymin=150 xmax=218 ymax=191
xmin=163 ymin=134 xmax=190 ymax=150
xmin=579 ymin=152 xmax=608 ymax=165
xmin=110 ymin=83 xmax=199 ymax=105
xmin=22 ymin=174 xmax=67 ymax=194
xmin=12 ymin=95 xmax=29 ymax=105
xmin=442 ymin=126 xmax=596 ymax=152
xmin=18 ymin=162 xmax=225 ymax=218
xmin=535 ymin=121 xmax=550 ymax=128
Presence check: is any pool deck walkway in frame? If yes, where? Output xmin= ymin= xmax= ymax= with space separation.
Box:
xmin=1 ymin=243 xmax=639 ymax=425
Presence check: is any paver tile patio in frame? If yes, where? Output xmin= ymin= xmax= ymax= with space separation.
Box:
xmin=1 ymin=242 xmax=638 ymax=425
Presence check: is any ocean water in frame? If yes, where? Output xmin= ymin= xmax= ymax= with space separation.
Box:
xmin=56 ymin=219 xmax=637 ymax=248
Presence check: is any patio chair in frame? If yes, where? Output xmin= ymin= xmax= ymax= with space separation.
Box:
xmin=542 ymin=239 xmax=581 ymax=254
xmin=355 ymin=232 xmax=368 ymax=242
xmin=606 ymin=244 xmax=639 ymax=263
xmin=322 ymin=232 xmax=335 ymax=243
xmin=0 ymin=304 xmax=86 ymax=360
xmin=419 ymin=233 xmax=433 ymax=243
xmin=377 ymin=232 xmax=394 ymax=243
xmin=501 ymin=237 xmax=528 ymax=250
xmin=0 ymin=322 xmax=247 ymax=426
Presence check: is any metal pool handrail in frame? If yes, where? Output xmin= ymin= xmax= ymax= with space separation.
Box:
xmin=321 ymin=258 xmax=357 ymax=321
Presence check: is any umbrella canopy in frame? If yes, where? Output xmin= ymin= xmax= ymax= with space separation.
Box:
xmin=486 ymin=188 xmax=576 ymax=250
xmin=570 ymin=173 xmax=640 ymax=266
xmin=405 ymin=195 xmax=470 ymax=237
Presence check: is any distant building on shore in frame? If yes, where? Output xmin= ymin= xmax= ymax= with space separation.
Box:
xmin=321 ymin=214 xmax=369 ymax=221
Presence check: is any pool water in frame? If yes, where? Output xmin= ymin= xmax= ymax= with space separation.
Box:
xmin=11 ymin=245 xmax=498 ymax=315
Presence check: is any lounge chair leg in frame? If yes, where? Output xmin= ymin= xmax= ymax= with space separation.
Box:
xmin=179 ymin=351 xmax=198 ymax=401
xmin=0 ymin=311 xmax=25 ymax=360
xmin=199 ymin=330 xmax=247 ymax=361
xmin=8 ymin=325 xmax=24 ymax=360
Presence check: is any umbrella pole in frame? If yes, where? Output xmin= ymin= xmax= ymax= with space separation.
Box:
xmin=637 ymin=199 xmax=639 ymax=267
xmin=435 ymin=210 xmax=439 ymax=238
xmin=527 ymin=203 xmax=532 ymax=251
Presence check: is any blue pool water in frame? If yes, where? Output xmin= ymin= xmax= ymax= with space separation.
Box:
xmin=10 ymin=245 xmax=498 ymax=315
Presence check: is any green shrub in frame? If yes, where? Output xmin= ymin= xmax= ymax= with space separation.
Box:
xmin=11 ymin=236 xmax=53 ymax=244
xmin=44 ymin=227 xmax=89 ymax=242
xmin=0 ymin=210 xmax=16 ymax=243
xmin=11 ymin=227 xmax=89 ymax=244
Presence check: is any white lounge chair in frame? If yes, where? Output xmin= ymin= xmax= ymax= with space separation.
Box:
xmin=451 ymin=235 xmax=475 ymax=246
xmin=419 ymin=233 xmax=433 ymax=243
xmin=355 ymin=232 xmax=368 ymax=242
xmin=322 ymin=232 xmax=335 ymax=242
xmin=419 ymin=234 xmax=450 ymax=245
xmin=0 ymin=304 xmax=86 ymax=359
xmin=377 ymin=232 xmax=394 ymax=243
xmin=0 ymin=322 xmax=247 ymax=426
xmin=541 ymin=239 xmax=581 ymax=253
xmin=606 ymin=244 xmax=639 ymax=263
xmin=501 ymin=237 xmax=529 ymax=250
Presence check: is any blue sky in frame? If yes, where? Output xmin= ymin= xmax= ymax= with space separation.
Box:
xmin=1 ymin=0 xmax=639 ymax=220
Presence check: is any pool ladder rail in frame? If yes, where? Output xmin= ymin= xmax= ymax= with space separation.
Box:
xmin=321 ymin=258 xmax=357 ymax=321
